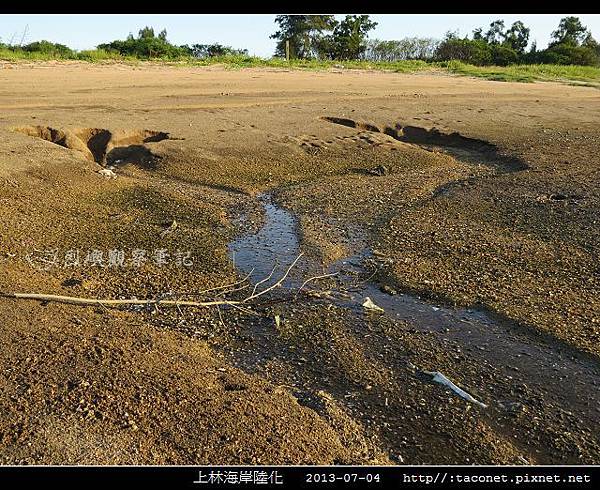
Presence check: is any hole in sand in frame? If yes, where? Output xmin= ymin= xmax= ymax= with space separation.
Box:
xmin=12 ymin=125 xmax=173 ymax=169
xmin=320 ymin=116 xmax=528 ymax=172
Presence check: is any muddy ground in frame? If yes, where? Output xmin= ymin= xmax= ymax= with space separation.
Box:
xmin=0 ymin=61 xmax=599 ymax=464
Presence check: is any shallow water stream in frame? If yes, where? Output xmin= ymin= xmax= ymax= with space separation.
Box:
xmin=228 ymin=192 xmax=600 ymax=423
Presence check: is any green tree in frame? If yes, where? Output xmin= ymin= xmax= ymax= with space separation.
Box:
xmin=97 ymin=27 xmax=188 ymax=59
xmin=541 ymin=43 xmax=598 ymax=65
xmin=435 ymin=33 xmax=493 ymax=65
xmin=138 ymin=26 xmax=156 ymax=39
xmin=504 ymin=21 xmax=530 ymax=54
xmin=491 ymin=44 xmax=519 ymax=66
xmin=465 ymin=20 xmax=528 ymax=63
xmin=326 ymin=15 xmax=378 ymax=60
xmin=485 ymin=20 xmax=505 ymax=45
xmin=522 ymin=41 xmax=539 ymax=63
xmin=551 ymin=16 xmax=589 ymax=46
xmin=22 ymin=40 xmax=74 ymax=57
xmin=189 ymin=43 xmax=248 ymax=58
xmin=583 ymin=33 xmax=600 ymax=57
xmin=364 ymin=38 xmax=438 ymax=61
xmin=541 ymin=16 xmax=599 ymax=65
xmin=270 ymin=15 xmax=336 ymax=59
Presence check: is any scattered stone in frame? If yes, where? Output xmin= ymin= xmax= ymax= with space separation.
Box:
xmin=369 ymin=165 xmax=389 ymax=176
xmin=98 ymin=168 xmax=117 ymax=179
xmin=380 ymin=285 xmax=397 ymax=296
xmin=362 ymin=297 xmax=384 ymax=313
xmin=498 ymin=400 xmax=527 ymax=416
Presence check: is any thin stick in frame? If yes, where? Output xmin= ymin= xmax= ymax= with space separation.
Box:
xmin=250 ymin=264 xmax=277 ymax=297
xmin=97 ymin=300 xmax=110 ymax=313
xmin=177 ymin=269 xmax=254 ymax=298
xmin=215 ymin=281 xmax=251 ymax=298
xmin=295 ymin=272 xmax=338 ymax=298
xmin=216 ymin=305 xmax=226 ymax=328
xmin=354 ymin=264 xmax=379 ymax=286
xmin=224 ymin=300 xmax=257 ymax=316
xmin=242 ymin=253 xmax=304 ymax=303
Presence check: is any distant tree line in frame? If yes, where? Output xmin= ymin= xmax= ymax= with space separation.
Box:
xmin=187 ymin=43 xmax=248 ymax=58
xmin=270 ymin=15 xmax=599 ymax=66
xmin=97 ymin=27 xmax=248 ymax=59
xmin=1 ymin=16 xmax=598 ymax=66
xmin=362 ymin=38 xmax=439 ymax=62
xmin=96 ymin=27 xmax=186 ymax=58
xmin=1 ymin=27 xmax=248 ymax=60
xmin=435 ymin=17 xmax=599 ymax=66
xmin=0 ymin=38 xmax=75 ymax=57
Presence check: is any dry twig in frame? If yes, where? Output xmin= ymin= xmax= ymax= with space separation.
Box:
xmin=295 ymin=272 xmax=338 ymax=298
xmin=0 ymin=254 xmax=305 ymax=310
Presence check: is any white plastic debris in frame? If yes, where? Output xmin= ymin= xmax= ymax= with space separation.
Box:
xmin=422 ymin=370 xmax=488 ymax=408
xmin=98 ymin=168 xmax=117 ymax=179
xmin=362 ymin=297 xmax=384 ymax=313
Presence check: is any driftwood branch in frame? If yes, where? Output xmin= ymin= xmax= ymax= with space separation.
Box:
xmin=0 ymin=253 xmax=305 ymax=310
xmin=0 ymin=292 xmax=237 ymax=309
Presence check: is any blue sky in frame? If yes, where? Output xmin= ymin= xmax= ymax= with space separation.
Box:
xmin=1 ymin=14 xmax=599 ymax=56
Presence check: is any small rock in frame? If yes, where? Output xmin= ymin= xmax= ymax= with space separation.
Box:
xmin=98 ymin=168 xmax=117 ymax=179
xmin=380 ymin=285 xmax=397 ymax=296
xmin=369 ymin=165 xmax=389 ymax=176
xmin=363 ymin=297 xmax=384 ymax=313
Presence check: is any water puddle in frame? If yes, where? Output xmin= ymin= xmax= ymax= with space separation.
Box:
xmin=228 ymin=194 xmax=301 ymax=288
xmin=227 ymin=192 xmax=600 ymax=422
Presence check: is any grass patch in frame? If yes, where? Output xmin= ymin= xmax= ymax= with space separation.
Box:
xmin=0 ymin=48 xmax=72 ymax=61
xmin=170 ymin=55 xmax=432 ymax=73
xmin=441 ymin=60 xmax=600 ymax=86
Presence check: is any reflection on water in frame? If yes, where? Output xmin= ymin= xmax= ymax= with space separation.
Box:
xmin=227 ymin=193 xmax=600 ymax=415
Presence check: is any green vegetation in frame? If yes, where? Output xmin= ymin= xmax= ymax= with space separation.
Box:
xmin=435 ymin=16 xmax=599 ymax=67
xmin=97 ymin=27 xmax=188 ymax=59
xmin=269 ymin=14 xmax=379 ymax=60
xmin=442 ymin=61 xmax=600 ymax=86
xmin=187 ymin=43 xmax=248 ymax=58
xmin=2 ymin=45 xmax=599 ymax=87
xmin=1 ymin=16 xmax=600 ymax=87
xmin=270 ymin=15 xmax=337 ymax=59
xmin=267 ymin=15 xmax=599 ymax=68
